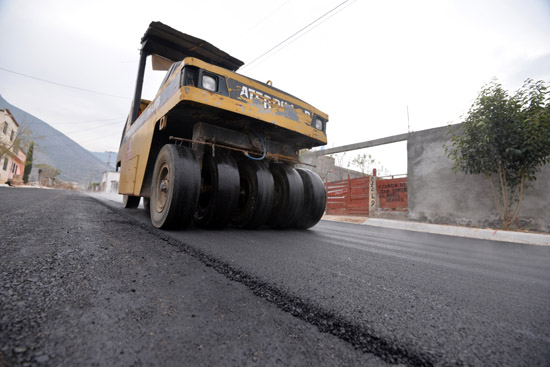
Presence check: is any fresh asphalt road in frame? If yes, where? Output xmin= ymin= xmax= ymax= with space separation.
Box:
xmin=1 ymin=187 xmax=550 ymax=366
xmin=116 ymin=193 xmax=550 ymax=366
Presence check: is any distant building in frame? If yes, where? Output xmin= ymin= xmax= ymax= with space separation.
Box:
xmin=0 ymin=109 xmax=26 ymax=184
xmin=99 ymin=171 xmax=120 ymax=193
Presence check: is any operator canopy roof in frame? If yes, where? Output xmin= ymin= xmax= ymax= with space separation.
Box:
xmin=141 ymin=21 xmax=244 ymax=71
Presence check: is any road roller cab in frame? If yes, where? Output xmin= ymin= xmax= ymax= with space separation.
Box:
xmin=116 ymin=22 xmax=328 ymax=229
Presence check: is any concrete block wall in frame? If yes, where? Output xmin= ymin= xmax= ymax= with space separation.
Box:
xmin=299 ymin=154 xmax=366 ymax=182
xmin=407 ymin=125 xmax=550 ymax=232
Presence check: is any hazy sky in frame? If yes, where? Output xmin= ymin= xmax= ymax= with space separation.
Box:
xmin=0 ymin=0 xmax=548 ymax=174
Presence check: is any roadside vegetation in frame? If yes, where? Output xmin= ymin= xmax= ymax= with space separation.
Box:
xmin=446 ymin=79 xmax=550 ymax=230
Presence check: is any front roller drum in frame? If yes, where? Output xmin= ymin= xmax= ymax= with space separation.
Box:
xmin=231 ymin=159 xmax=274 ymax=229
xmin=294 ymin=168 xmax=326 ymax=229
xmin=194 ymin=150 xmax=240 ymax=229
xmin=150 ymin=144 xmax=200 ymax=229
xmin=268 ymin=164 xmax=304 ymax=229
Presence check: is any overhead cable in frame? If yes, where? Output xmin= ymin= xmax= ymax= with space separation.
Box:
xmin=242 ymin=0 xmax=355 ymax=71
xmin=0 ymin=67 xmax=130 ymax=99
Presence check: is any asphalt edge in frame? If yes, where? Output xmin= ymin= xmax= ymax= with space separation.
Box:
xmin=362 ymin=218 xmax=550 ymax=246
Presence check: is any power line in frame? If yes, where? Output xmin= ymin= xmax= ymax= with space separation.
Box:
xmin=246 ymin=0 xmax=294 ymax=33
xmin=0 ymin=67 xmax=131 ymax=99
xmin=62 ymin=121 xmax=124 ymax=136
xmin=28 ymin=120 xmax=123 ymax=140
xmin=79 ymin=131 xmax=123 ymax=144
xmin=241 ymin=0 xmax=355 ymax=71
xmin=50 ymin=117 xmax=123 ymax=125
xmin=250 ymin=0 xmax=356 ymax=70
xmin=25 ymin=117 xmax=123 ymax=125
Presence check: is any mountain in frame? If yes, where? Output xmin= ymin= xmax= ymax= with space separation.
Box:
xmin=91 ymin=151 xmax=117 ymax=171
xmin=0 ymin=94 xmax=110 ymax=186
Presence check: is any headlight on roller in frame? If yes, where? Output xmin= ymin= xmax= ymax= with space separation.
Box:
xmin=314 ymin=117 xmax=324 ymax=131
xmin=202 ymin=74 xmax=217 ymax=92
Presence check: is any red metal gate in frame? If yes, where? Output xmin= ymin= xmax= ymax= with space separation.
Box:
xmin=325 ymin=175 xmax=408 ymax=215
xmin=325 ymin=176 xmax=370 ymax=216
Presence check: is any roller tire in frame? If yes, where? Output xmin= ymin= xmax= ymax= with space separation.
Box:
xmin=294 ymin=168 xmax=326 ymax=229
xmin=268 ymin=164 xmax=304 ymax=229
xmin=150 ymin=144 xmax=200 ymax=229
xmin=122 ymin=195 xmax=140 ymax=209
xmin=231 ymin=159 xmax=274 ymax=229
xmin=195 ymin=151 xmax=240 ymax=229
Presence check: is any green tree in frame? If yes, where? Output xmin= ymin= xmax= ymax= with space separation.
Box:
xmin=23 ymin=141 xmax=34 ymax=184
xmin=445 ymin=79 xmax=550 ymax=230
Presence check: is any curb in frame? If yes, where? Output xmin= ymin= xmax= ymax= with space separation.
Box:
xmin=362 ymin=218 xmax=550 ymax=246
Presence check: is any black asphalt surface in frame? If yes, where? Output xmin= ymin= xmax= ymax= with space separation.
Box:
xmin=1 ymin=187 xmax=549 ymax=366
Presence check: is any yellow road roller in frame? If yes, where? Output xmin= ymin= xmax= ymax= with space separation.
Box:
xmin=117 ymin=22 xmax=328 ymax=229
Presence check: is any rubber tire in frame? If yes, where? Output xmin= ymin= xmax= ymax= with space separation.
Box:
xmin=268 ymin=164 xmax=304 ymax=229
xmin=150 ymin=144 xmax=200 ymax=229
xmin=122 ymin=195 xmax=140 ymax=209
xmin=194 ymin=151 xmax=240 ymax=229
xmin=294 ymin=168 xmax=327 ymax=229
xmin=231 ymin=159 xmax=274 ymax=229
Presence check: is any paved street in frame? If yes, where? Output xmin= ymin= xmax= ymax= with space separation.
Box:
xmin=1 ymin=187 xmax=549 ymax=366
